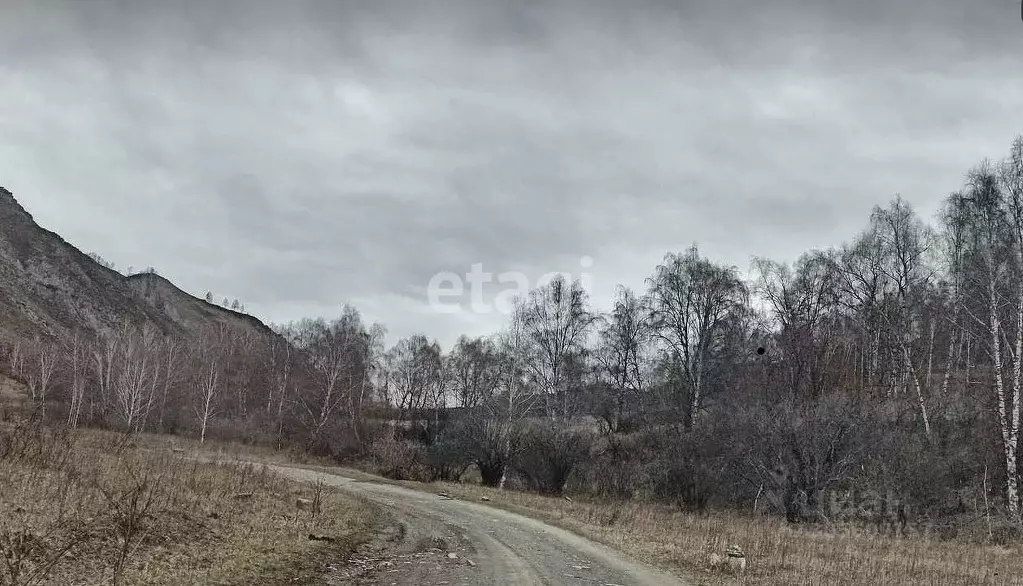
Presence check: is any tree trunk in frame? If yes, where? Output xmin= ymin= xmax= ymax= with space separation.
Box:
xmin=904 ymin=344 xmax=932 ymax=439
xmin=941 ymin=328 xmax=958 ymax=395
xmin=1010 ymin=285 xmax=1023 ymax=516
xmin=926 ymin=321 xmax=935 ymax=391
xmin=990 ymin=277 xmax=1019 ymax=517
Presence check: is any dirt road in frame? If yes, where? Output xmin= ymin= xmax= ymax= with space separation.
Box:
xmin=270 ymin=465 xmax=688 ymax=586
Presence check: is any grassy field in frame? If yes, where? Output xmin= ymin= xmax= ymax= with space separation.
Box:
xmin=0 ymin=422 xmax=377 ymax=586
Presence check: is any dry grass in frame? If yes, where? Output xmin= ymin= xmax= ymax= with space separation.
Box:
xmin=45 ymin=427 xmax=1023 ymax=585
xmin=312 ymin=468 xmax=1023 ymax=586
xmin=0 ymin=422 xmax=377 ymax=586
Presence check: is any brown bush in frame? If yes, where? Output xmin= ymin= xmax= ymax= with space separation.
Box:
xmin=367 ymin=437 xmax=430 ymax=481
xmin=513 ymin=422 xmax=593 ymax=495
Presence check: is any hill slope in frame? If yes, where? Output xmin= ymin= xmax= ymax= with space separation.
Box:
xmin=0 ymin=185 xmax=273 ymax=343
xmin=127 ymin=272 xmax=275 ymax=338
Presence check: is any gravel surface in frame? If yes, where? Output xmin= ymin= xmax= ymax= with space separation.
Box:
xmin=270 ymin=464 xmax=690 ymax=586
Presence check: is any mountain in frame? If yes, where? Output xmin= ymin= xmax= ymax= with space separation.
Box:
xmin=126 ymin=272 xmax=275 ymax=337
xmin=0 ymin=185 xmax=273 ymax=343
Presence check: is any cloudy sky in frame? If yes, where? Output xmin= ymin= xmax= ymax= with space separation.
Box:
xmin=1 ymin=0 xmax=1021 ymax=347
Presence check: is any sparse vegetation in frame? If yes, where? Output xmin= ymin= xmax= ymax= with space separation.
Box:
xmin=5 ymin=137 xmax=1023 ymax=583
xmin=0 ymin=419 xmax=375 ymax=585
xmin=329 ymin=468 xmax=1023 ymax=586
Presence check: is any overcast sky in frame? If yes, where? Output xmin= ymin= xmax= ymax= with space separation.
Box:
xmin=1 ymin=0 xmax=1021 ymax=348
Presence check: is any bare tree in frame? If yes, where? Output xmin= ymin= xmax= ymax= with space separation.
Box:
xmin=6 ymin=339 xmax=24 ymax=377
xmin=92 ymin=330 xmax=118 ymax=424
xmin=490 ymin=318 xmax=544 ymax=489
xmin=939 ymin=191 xmax=969 ymax=395
xmin=381 ymin=334 xmax=444 ymax=439
xmin=267 ymin=327 xmax=295 ymax=449
xmin=447 ymin=335 xmax=503 ymax=409
xmin=513 ymin=275 xmax=595 ymax=419
xmin=192 ymin=326 xmax=226 ymax=443
xmin=155 ymin=338 xmax=180 ymax=432
xmin=753 ymin=251 xmax=841 ymax=401
xmin=870 ymin=197 xmax=936 ymax=438
xmin=227 ymin=330 xmax=258 ymax=420
xmin=24 ymin=337 xmax=58 ymax=417
xmin=65 ymin=332 xmax=89 ymax=429
xmin=352 ymin=322 xmax=386 ymax=449
xmin=287 ymin=306 xmax=375 ymax=448
xmin=647 ymin=245 xmax=746 ymax=429
xmin=593 ymin=286 xmax=650 ymax=432
xmin=957 ymin=162 xmax=1020 ymax=517
xmin=112 ymin=324 xmax=160 ymax=433
xmin=998 ymin=136 xmax=1023 ymax=517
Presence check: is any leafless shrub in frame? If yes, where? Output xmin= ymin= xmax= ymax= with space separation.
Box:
xmin=513 ymin=423 xmax=593 ymax=495
xmin=368 ymin=437 xmax=430 ymax=481
xmin=94 ymin=462 xmax=167 ymax=584
xmin=0 ymin=524 xmax=95 ymax=586
xmin=0 ymin=418 xmax=75 ymax=472
xmin=310 ymin=479 xmax=327 ymax=519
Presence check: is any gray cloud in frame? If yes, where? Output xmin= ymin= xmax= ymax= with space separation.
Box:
xmin=1 ymin=0 xmax=1021 ymax=347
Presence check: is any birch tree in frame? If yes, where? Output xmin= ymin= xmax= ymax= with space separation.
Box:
xmin=92 ymin=330 xmax=118 ymax=425
xmin=65 ymin=332 xmax=89 ymax=429
xmin=113 ymin=324 xmax=160 ymax=432
xmin=155 ymin=338 xmax=180 ymax=432
xmin=288 ymin=306 xmax=375 ymax=447
xmin=998 ymin=136 xmax=1023 ymax=517
xmin=382 ymin=334 xmax=444 ymax=438
xmin=871 ymin=197 xmax=935 ymax=438
xmin=447 ymin=335 xmax=503 ymax=410
xmin=647 ymin=245 xmax=746 ymax=428
xmin=594 ymin=286 xmax=650 ymax=432
xmin=489 ymin=319 xmax=543 ymax=489
xmin=24 ymin=337 xmax=57 ymax=417
xmin=267 ymin=327 xmax=295 ymax=449
xmin=193 ymin=327 xmax=224 ymax=444
xmin=958 ymin=163 xmax=1020 ymax=517
xmin=939 ymin=191 xmax=969 ymax=395
xmin=513 ymin=275 xmax=595 ymax=419
xmin=753 ymin=251 xmax=841 ymax=401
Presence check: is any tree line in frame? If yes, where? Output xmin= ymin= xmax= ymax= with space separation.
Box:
xmin=4 ymin=135 xmax=1023 ymax=539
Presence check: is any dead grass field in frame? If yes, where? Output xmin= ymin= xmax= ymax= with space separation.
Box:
xmin=10 ymin=418 xmax=1022 ymax=586
xmin=0 ymin=422 xmax=377 ymax=586
xmin=296 ymin=467 xmax=1023 ymax=586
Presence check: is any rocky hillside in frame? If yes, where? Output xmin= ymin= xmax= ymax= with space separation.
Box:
xmin=126 ymin=271 xmax=275 ymax=337
xmin=0 ymin=186 xmax=273 ymax=342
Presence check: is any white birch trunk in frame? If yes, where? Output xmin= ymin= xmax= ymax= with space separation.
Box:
xmin=990 ymin=278 xmax=1019 ymax=517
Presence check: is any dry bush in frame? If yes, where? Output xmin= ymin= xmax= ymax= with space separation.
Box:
xmin=367 ymin=436 xmax=430 ymax=481
xmin=512 ymin=423 xmax=593 ymax=495
xmin=0 ymin=421 xmax=376 ymax=585
xmin=450 ymin=417 xmax=520 ymax=487
xmin=425 ymin=434 xmax=472 ymax=482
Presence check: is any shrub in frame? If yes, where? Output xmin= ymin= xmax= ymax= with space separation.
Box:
xmin=368 ymin=437 xmax=429 ymax=481
xmin=426 ymin=435 xmax=471 ymax=482
xmin=513 ymin=423 xmax=593 ymax=495
xmin=575 ymin=431 xmax=643 ymax=500
xmin=644 ymin=426 xmax=726 ymax=513
xmin=451 ymin=417 xmax=519 ymax=487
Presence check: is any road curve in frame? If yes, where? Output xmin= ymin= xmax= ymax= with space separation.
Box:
xmin=269 ymin=464 xmax=689 ymax=586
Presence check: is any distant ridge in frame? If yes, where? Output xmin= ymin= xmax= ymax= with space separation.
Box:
xmin=0 ymin=185 xmax=273 ymax=343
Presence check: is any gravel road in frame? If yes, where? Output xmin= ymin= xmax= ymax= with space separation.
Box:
xmin=270 ymin=465 xmax=689 ymax=586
